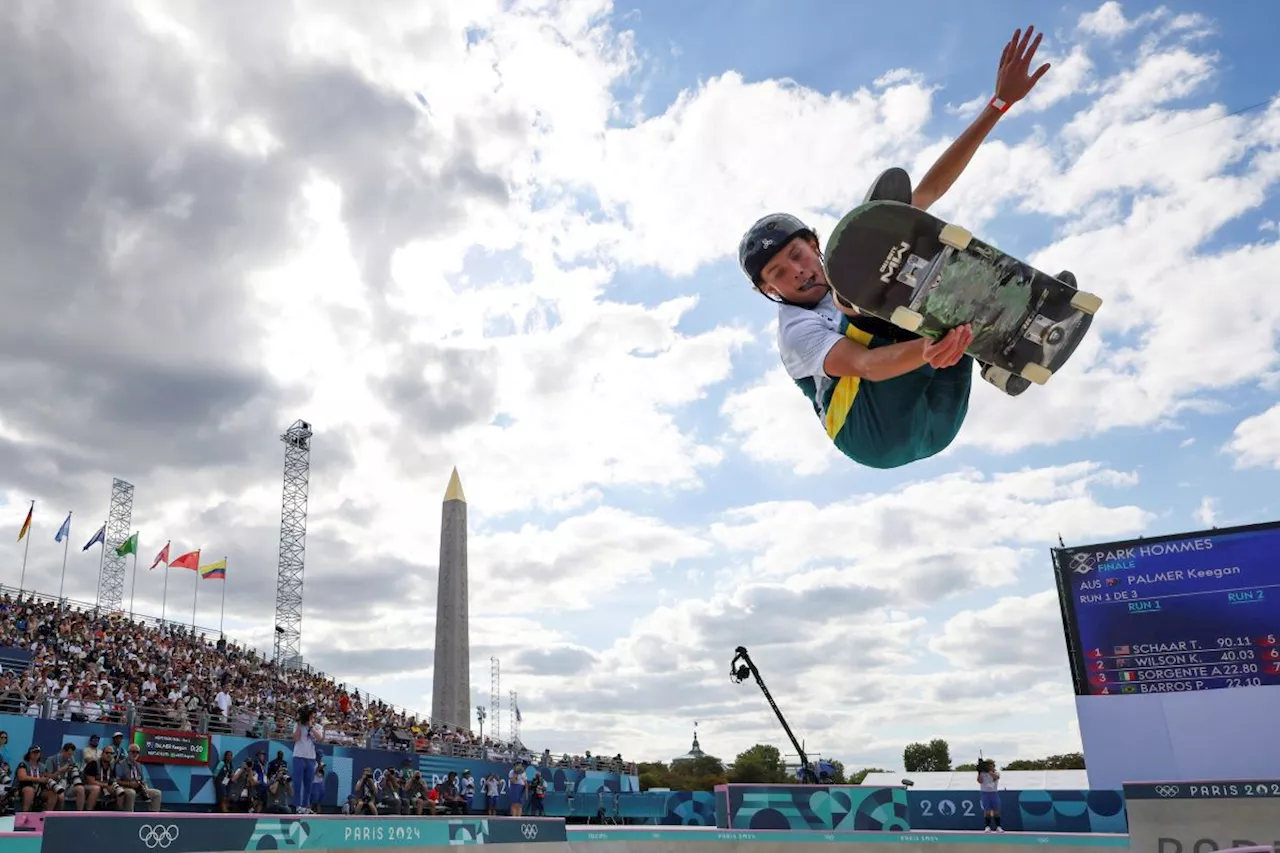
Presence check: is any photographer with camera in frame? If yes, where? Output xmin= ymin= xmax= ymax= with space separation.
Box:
xmin=83 ymin=745 xmax=130 ymax=811
xmin=119 ymin=744 xmax=163 ymax=811
xmin=264 ymin=766 xmax=294 ymax=814
xmin=15 ymin=745 xmax=58 ymax=812
xmin=49 ymin=743 xmax=87 ymax=810
xmin=377 ymin=765 xmax=406 ymax=815
xmin=351 ymin=768 xmax=378 ymax=816
xmin=308 ymin=757 xmax=326 ymax=814
xmin=228 ymin=758 xmax=260 ymax=813
xmin=292 ymin=704 xmax=322 ymax=813
xmin=403 ymin=770 xmax=430 ymax=816
xmin=977 ymin=757 xmax=1003 ymax=833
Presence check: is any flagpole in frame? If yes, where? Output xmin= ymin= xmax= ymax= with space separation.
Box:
xmin=191 ymin=550 xmax=201 ymax=627
xmin=128 ymin=533 xmax=140 ymax=618
xmin=161 ymin=566 xmax=170 ymax=624
xmin=57 ymin=512 xmax=72 ymax=601
xmin=95 ymin=519 xmax=106 ymax=610
xmin=18 ymin=500 xmax=34 ymax=593
xmin=219 ymin=556 xmax=227 ymax=635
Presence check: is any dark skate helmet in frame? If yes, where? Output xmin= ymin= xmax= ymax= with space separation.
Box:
xmin=738 ymin=213 xmax=816 ymax=286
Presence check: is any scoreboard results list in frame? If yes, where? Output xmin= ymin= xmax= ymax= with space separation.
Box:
xmin=1052 ymin=521 xmax=1280 ymax=696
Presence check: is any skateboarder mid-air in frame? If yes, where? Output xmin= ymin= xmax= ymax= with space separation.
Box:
xmin=739 ymin=26 xmax=1053 ymax=469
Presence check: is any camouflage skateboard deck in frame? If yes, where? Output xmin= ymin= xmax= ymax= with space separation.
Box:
xmin=823 ymin=200 xmax=1101 ymax=388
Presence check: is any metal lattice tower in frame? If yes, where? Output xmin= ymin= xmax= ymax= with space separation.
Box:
xmin=509 ymin=690 xmax=520 ymax=746
xmin=490 ymin=656 xmax=501 ymax=742
xmin=273 ymin=419 xmax=313 ymax=671
xmin=96 ymin=478 xmax=134 ymax=613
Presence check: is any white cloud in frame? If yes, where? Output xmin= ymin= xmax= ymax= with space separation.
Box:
xmin=1225 ymin=404 xmax=1280 ymax=470
xmin=1194 ymin=496 xmax=1218 ymax=527
xmin=1078 ymin=2 xmax=1135 ymax=39
xmin=929 ymin=590 xmax=1066 ymax=669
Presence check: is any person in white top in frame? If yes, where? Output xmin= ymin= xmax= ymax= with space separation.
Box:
xmin=977 ymin=758 xmax=1003 ymax=832
xmin=482 ymin=774 xmax=499 ymax=816
xmin=507 ymin=763 xmax=527 ymax=816
xmin=291 ymin=705 xmax=322 ymax=813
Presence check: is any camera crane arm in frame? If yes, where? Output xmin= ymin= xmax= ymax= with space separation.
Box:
xmin=730 ymin=646 xmax=816 ymax=784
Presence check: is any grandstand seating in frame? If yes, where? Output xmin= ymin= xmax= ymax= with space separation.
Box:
xmin=0 ymin=586 xmax=635 ymax=781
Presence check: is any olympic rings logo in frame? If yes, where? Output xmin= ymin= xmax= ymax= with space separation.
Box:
xmin=522 ymin=824 xmax=539 ymax=840
xmin=1154 ymin=785 xmax=1181 ymax=798
xmin=138 ymin=825 xmax=180 ymax=849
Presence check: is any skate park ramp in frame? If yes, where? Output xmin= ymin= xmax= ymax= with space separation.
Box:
xmin=13 ymin=813 xmax=1130 ymax=853
xmin=564 ymin=826 xmax=1124 ymax=853
xmin=12 ymin=789 xmax=1280 ymax=853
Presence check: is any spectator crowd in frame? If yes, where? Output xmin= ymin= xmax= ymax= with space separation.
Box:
xmin=0 ymin=589 xmax=633 ymax=814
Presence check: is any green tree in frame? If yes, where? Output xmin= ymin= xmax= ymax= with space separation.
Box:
xmin=1003 ymin=752 xmax=1085 ymax=771
xmin=903 ymin=739 xmax=952 ymax=772
xmin=729 ymin=744 xmax=788 ymax=784
xmin=670 ymin=755 xmax=728 ymax=792
xmin=955 ymin=762 xmax=978 ymax=772
xmin=826 ymin=759 xmax=846 ymax=784
xmin=848 ymin=767 xmax=887 ymax=784
xmin=636 ymin=761 xmax=673 ymax=791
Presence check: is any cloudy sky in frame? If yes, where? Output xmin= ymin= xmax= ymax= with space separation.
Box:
xmin=2 ymin=0 xmax=1279 ymax=770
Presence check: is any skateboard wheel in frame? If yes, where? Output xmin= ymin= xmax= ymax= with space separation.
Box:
xmin=1070 ymin=290 xmax=1103 ymax=315
xmin=889 ymin=306 xmax=923 ymax=332
xmin=1020 ymin=363 xmax=1052 ymax=385
xmin=939 ymin=224 xmax=972 ymax=251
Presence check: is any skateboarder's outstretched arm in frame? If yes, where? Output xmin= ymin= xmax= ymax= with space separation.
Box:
xmin=824 ymin=326 xmax=974 ymax=382
xmin=911 ymin=26 xmax=1051 ymax=212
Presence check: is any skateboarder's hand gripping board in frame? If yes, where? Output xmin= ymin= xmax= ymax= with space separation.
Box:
xmin=821 ymin=324 xmax=975 ymax=382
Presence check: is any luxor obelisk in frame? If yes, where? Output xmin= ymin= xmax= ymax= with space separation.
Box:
xmin=431 ymin=467 xmax=471 ymax=729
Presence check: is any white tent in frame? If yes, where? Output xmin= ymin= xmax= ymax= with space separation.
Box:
xmin=860 ymin=770 xmax=1091 ymax=790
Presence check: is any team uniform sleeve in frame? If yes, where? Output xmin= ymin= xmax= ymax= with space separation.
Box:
xmin=777 ymin=306 xmax=845 ymax=380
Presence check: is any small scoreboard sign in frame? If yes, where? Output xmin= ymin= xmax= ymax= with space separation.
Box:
xmin=130 ymin=728 xmax=211 ymax=766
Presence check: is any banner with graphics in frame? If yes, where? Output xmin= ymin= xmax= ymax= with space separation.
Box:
xmin=42 ymin=814 xmax=567 ymax=853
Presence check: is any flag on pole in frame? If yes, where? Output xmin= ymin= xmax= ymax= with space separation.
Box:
xmin=115 ymin=532 xmax=139 ymax=557
xmin=17 ymin=504 xmax=32 ymax=542
xmin=199 ymin=558 xmax=226 ymax=580
xmin=150 ymin=542 xmax=171 ymax=570
xmin=55 ymin=513 xmax=71 ymax=543
xmin=83 ymin=524 xmax=106 ymax=551
xmin=515 ymin=703 xmax=522 ymax=723
xmin=170 ymin=550 xmax=200 ymax=571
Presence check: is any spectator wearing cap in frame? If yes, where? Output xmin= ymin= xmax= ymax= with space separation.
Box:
xmin=119 ymin=742 xmax=162 ymax=811
xmin=82 ymin=734 xmax=101 ymax=765
xmin=15 ymin=745 xmax=56 ymax=812
xmin=459 ymin=769 xmax=475 ymax=812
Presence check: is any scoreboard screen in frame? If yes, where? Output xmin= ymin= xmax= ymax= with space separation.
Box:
xmin=1052 ymin=521 xmax=1280 ymax=697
